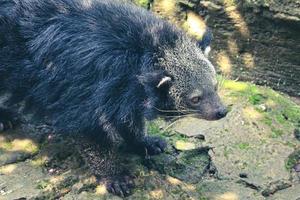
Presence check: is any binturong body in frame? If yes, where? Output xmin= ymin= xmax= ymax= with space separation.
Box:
xmin=0 ymin=0 xmax=227 ymax=178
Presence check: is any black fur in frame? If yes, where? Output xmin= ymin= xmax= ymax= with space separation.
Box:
xmin=0 ymin=0 xmax=226 ymax=152
xmin=197 ymin=28 xmax=212 ymax=51
xmin=0 ymin=0 xmax=228 ymax=196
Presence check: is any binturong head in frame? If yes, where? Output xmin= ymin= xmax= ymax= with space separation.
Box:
xmin=140 ymin=34 xmax=228 ymax=121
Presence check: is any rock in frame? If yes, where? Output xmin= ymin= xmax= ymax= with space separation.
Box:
xmin=256 ymin=104 xmax=267 ymax=112
xmin=261 ymin=180 xmax=292 ymax=197
xmin=144 ymin=148 xmax=211 ymax=184
xmin=267 ymin=183 xmax=300 ymax=200
xmin=294 ymin=129 xmax=300 ymax=141
xmin=294 ymin=162 xmax=300 ymax=172
xmin=172 ymin=85 xmax=300 ymax=198
xmin=239 ymin=172 xmax=248 ymax=178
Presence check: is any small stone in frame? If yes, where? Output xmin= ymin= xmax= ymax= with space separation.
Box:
xmin=239 ymin=173 xmax=248 ymax=178
xmin=194 ymin=134 xmax=205 ymax=140
xmin=294 ymin=162 xmax=300 ymax=172
xmin=294 ymin=129 xmax=300 ymax=141
xmin=257 ymin=104 xmax=267 ymax=112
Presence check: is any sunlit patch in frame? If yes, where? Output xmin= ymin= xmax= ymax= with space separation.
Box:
xmin=95 ymin=184 xmax=108 ymax=195
xmin=223 ymin=1 xmax=250 ymax=38
xmin=153 ymin=0 xmax=176 ymax=16
xmin=11 ymin=139 xmax=39 ymax=153
xmin=149 ymin=189 xmax=164 ymax=199
xmin=50 ymin=175 xmax=65 ymax=185
xmin=265 ymin=99 xmax=277 ymax=108
xmin=0 ymin=139 xmax=39 ymax=153
xmin=84 ymin=176 xmax=97 ymax=183
xmin=222 ymin=80 xmax=249 ymax=92
xmin=217 ymin=51 xmax=232 ymax=75
xmin=216 ymin=192 xmax=239 ymax=200
xmin=242 ymin=53 xmax=255 ymax=68
xmin=0 ymin=164 xmax=17 ymax=175
xmin=227 ymin=38 xmax=239 ymax=56
xmin=31 ymin=156 xmax=49 ymax=166
xmin=175 ymin=140 xmax=196 ymax=151
xmin=243 ymin=106 xmax=263 ymax=120
xmin=183 ymin=11 xmax=207 ymax=40
xmin=182 ymin=183 xmax=196 ymax=191
xmin=166 ymin=176 xmax=181 ymax=185
xmin=134 ymin=0 xmax=151 ymax=8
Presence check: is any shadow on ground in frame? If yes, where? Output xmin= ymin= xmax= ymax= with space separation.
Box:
xmin=1 ymin=79 xmax=300 ymax=199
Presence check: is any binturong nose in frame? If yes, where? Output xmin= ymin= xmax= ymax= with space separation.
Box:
xmin=215 ymin=107 xmax=228 ymax=119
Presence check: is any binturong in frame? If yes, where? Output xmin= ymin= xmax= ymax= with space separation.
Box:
xmin=1 ymin=0 xmax=227 ymax=154
xmin=0 ymin=0 xmax=227 ymax=194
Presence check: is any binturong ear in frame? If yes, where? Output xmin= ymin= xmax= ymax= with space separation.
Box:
xmin=138 ymin=71 xmax=172 ymax=90
xmin=197 ymin=27 xmax=213 ymax=57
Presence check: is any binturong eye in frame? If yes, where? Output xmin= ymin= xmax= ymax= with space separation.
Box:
xmin=190 ymin=96 xmax=201 ymax=104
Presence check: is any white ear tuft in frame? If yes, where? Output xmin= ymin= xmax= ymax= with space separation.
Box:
xmin=156 ymin=76 xmax=172 ymax=88
xmin=204 ymin=46 xmax=211 ymax=57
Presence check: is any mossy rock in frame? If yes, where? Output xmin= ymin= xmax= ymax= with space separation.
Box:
xmin=144 ymin=147 xmax=210 ymax=184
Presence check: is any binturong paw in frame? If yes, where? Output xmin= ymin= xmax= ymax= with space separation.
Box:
xmin=141 ymin=136 xmax=167 ymax=156
xmin=105 ymin=176 xmax=135 ymax=197
xmin=0 ymin=108 xmax=18 ymax=132
xmin=0 ymin=121 xmax=14 ymax=132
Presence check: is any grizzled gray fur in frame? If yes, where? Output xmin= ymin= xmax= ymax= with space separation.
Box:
xmin=0 ymin=0 xmax=227 ymax=153
xmin=0 ymin=0 xmax=227 ymax=194
xmin=0 ymin=0 xmax=226 ymax=195
xmin=0 ymin=0 xmax=227 ymax=151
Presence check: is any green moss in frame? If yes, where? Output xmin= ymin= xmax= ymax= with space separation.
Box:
xmin=2 ymin=142 xmax=13 ymax=151
xmin=264 ymin=90 xmax=300 ymax=125
xmin=147 ymin=120 xmax=191 ymax=142
xmin=270 ymin=128 xmax=284 ymax=138
xmin=260 ymin=139 xmax=267 ymax=144
xmin=248 ymin=93 xmax=266 ymax=105
xmin=285 ymin=150 xmax=300 ymax=170
xmin=36 ymin=180 xmax=50 ymax=190
xmin=220 ymin=78 xmax=300 ymax=133
xmin=223 ymin=146 xmax=231 ymax=158
xmin=133 ymin=0 xmax=151 ymax=9
xmin=57 ymin=176 xmax=79 ymax=190
xmin=199 ymin=197 xmax=209 ymax=200
xmin=237 ymin=142 xmax=250 ymax=150
xmin=284 ymin=141 xmax=297 ymax=148
xmin=221 ymin=79 xmax=249 ymax=92
xmin=147 ymin=120 xmax=171 ymax=137
xmin=275 ymin=114 xmax=286 ymax=124
xmin=262 ymin=116 xmax=272 ymax=126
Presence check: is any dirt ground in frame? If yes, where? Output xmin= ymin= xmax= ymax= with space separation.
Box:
xmin=1 ymin=1 xmax=300 ymax=199
xmin=1 ymin=80 xmax=299 ymax=200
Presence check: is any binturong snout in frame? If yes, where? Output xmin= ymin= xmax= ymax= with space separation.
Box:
xmin=192 ymin=92 xmax=228 ymax=121
xmin=215 ymin=106 xmax=228 ymax=120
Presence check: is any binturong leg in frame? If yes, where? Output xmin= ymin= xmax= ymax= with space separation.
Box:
xmin=0 ymin=107 xmax=18 ymax=132
xmin=119 ymin=120 xmax=167 ymax=156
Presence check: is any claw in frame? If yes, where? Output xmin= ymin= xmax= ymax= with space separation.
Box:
xmin=0 ymin=122 xmax=4 ymax=132
xmin=142 ymin=136 xmax=167 ymax=156
xmin=105 ymin=176 xmax=135 ymax=197
xmin=0 ymin=121 xmax=13 ymax=132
